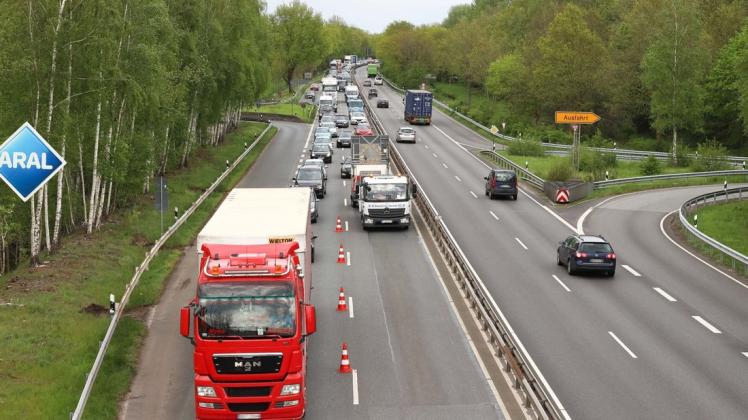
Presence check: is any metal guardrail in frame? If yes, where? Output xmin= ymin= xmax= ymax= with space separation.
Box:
xmin=593 ymin=170 xmax=748 ymax=189
xmin=71 ymin=124 xmax=273 ymax=419
xmin=679 ymin=186 xmax=748 ymax=276
xmin=381 ymin=77 xmax=748 ymax=165
xmin=480 ymin=150 xmax=545 ymax=189
xmin=387 ymin=139 xmax=568 ymax=420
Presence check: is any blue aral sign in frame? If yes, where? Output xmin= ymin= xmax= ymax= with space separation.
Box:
xmin=0 ymin=122 xmax=66 ymax=202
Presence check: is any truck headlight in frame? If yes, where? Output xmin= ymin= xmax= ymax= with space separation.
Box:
xmin=275 ymin=400 xmax=300 ymax=408
xmin=365 ymin=218 xmax=373 ymax=224
xmin=197 ymin=386 xmax=217 ymax=397
xmin=198 ymin=402 xmax=224 ymax=409
xmin=280 ymin=384 xmax=301 ymax=395
xmin=400 ymin=218 xmax=409 ymax=223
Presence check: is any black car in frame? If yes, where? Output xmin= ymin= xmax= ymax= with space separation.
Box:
xmin=309 ymin=188 xmax=319 ymax=223
xmin=368 ymin=88 xmax=378 ymax=98
xmin=377 ymin=99 xmax=389 ymax=108
xmin=294 ymin=165 xmax=326 ymax=198
xmin=557 ymin=235 xmax=616 ymax=276
xmin=335 ymin=114 xmax=350 ymax=128
xmin=310 ymin=143 xmax=333 ymax=163
xmin=337 ymin=130 xmax=352 ymax=148
xmin=484 ymin=169 xmax=518 ymax=200
xmin=340 ymin=156 xmax=352 ymax=178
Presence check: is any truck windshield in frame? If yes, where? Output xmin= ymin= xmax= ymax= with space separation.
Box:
xmin=365 ymin=183 xmax=408 ymax=202
xmin=197 ymin=281 xmax=297 ymax=339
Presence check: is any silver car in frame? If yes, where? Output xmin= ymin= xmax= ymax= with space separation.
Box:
xmin=303 ymin=158 xmax=328 ymax=180
xmin=396 ymin=127 xmax=416 ymax=143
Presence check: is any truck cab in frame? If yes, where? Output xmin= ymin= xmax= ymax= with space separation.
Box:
xmin=181 ymin=242 xmax=316 ymax=420
xmin=358 ymin=175 xmax=414 ymax=230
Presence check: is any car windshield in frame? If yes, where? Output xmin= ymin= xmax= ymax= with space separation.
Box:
xmin=298 ymin=167 xmax=322 ymax=179
xmin=494 ymin=172 xmax=515 ymax=182
xmin=364 ymin=183 xmax=408 ymax=201
xmin=400 ymin=128 xmax=414 ymax=134
xmin=339 ymin=132 xmax=352 ymax=139
xmin=579 ymin=243 xmax=613 ymax=253
xmin=351 ymin=112 xmax=364 ymax=118
xmin=315 ymin=133 xmax=331 ymax=139
xmin=197 ymin=281 xmax=296 ymax=339
xmin=348 ymin=100 xmax=363 ymax=108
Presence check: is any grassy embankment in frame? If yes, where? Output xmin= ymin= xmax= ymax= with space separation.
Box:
xmin=0 ymin=122 xmax=277 ymax=419
xmin=693 ymin=200 xmax=748 ymax=257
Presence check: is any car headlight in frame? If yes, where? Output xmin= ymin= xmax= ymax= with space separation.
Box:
xmin=280 ymin=384 xmax=301 ymax=396
xmin=197 ymin=386 xmax=217 ymax=397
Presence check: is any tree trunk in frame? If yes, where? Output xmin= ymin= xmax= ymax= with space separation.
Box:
xmin=87 ymin=89 xmax=103 ymax=234
xmin=43 ymin=185 xmax=51 ymax=251
xmin=78 ymin=137 xmax=88 ymax=226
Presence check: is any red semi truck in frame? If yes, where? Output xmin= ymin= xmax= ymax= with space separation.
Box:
xmin=180 ymin=188 xmax=317 ymax=420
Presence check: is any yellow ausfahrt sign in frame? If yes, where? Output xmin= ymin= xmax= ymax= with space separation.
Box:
xmin=555 ymin=111 xmax=601 ymax=124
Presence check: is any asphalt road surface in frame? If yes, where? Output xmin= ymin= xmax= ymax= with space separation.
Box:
xmin=120 ymin=114 xmax=502 ymax=419
xmin=361 ymin=66 xmax=748 ymax=420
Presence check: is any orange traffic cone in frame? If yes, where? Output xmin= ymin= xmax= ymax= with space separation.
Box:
xmin=337 ymin=288 xmax=347 ymax=312
xmin=339 ymin=343 xmax=352 ymax=373
xmin=337 ymin=244 xmax=346 ymax=264
xmin=335 ymin=217 xmax=343 ymax=233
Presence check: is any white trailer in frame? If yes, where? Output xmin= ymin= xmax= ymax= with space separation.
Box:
xmin=197 ymin=188 xmax=314 ymax=290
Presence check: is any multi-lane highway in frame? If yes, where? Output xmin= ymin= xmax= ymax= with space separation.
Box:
xmin=120 ymin=103 xmax=503 ymax=417
xmin=359 ymin=66 xmax=748 ymax=420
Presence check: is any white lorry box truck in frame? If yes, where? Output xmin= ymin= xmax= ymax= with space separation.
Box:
xmin=197 ymin=187 xmax=314 ymax=277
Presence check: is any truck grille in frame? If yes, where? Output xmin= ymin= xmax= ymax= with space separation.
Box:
xmin=369 ymin=208 xmax=405 ymax=218
xmin=213 ymin=354 xmax=283 ymax=374
xmin=228 ymin=402 xmax=270 ymax=412
xmin=225 ymin=386 xmax=272 ymax=397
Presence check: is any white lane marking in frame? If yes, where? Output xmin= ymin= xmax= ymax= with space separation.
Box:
xmin=298 ymin=158 xmax=303 ymax=163
xmin=346 ymin=251 xmax=351 ymax=267
xmin=514 ymin=237 xmax=528 ymax=250
xmin=432 ymin=123 xmax=578 ymax=234
xmin=425 ymin=144 xmax=430 ymax=149
xmin=345 ymin=221 xmax=349 ymax=232
xmin=660 ymin=211 xmax=748 ymax=289
xmin=432 ymin=152 xmax=438 ymax=158
xmin=442 ymin=163 xmax=448 ymax=169
xmin=352 ymin=369 xmax=359 ymax=405
xmin=344 ymin=198 xmax=348 ymax=207
xmin=622 ymin=264 xmax=641 ymax=277
xmin=489 ymin=210 xmax=499 ymax=221
xmin=742 ymin=352 xmax=748 ymax=359
xmin=608 ymin=331 xmax=638 ymax=358
xmin=343 ymin=180 xmax=346 ymax=187
xmin=692 ymin=315 xmax=722 ymax=334
xmin=469 ymin=191 xmax=477 ymax=199
xmin=299 ymin=153 xmax=305 ymax=158
xmin=653 ymin=287 xmax=677 ymax=302
xmin=455 ymin=175 xmax=462 ymax=182
xmin=576 ymin=195 xmax=623 ymax=234
xmin=348 ymin=297 xmax=354 ymax=319
xmin=552 ymin=275 xmax=571 ymax=292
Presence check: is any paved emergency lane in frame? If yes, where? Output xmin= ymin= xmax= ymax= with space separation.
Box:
xmin=121 ymin=116 xmax=501 ymax=419
xmin=361 ymin=66 xmax=748 ymax=420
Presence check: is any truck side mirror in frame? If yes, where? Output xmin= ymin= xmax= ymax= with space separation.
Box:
xmin=180 ymin=306 xmax=192 ymax=338
xmin=305 ymin=305 xmax=317 ymax=336
xmin=484 ymin=176 xmax=489 ymax=181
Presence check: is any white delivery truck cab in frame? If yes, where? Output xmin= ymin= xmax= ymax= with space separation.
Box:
xmin=345 ymin=85 xmax=359 ymax=102
xmin=197 ymin=188 xmax=314 ymax=287
xmin=358 ymin=175 xmax=413 ymax=230
xmin=321 ymin=76 xmax=338 ymax=93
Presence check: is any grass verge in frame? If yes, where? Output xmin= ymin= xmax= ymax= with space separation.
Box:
xmin=693 ymin=200 xmax=748 ymax=256
xmin=250 ymin=102 xmax=316 ymax=123
xmin=0 ymin=122 xmax=277 ymax=419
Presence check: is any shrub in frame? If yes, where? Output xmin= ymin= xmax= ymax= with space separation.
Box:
xmin=546 ymin=159 xmax=575 ymax=181
xmin=669 ymin=144 xmax=692 ymax=167
xmin=579 ymin=150 xmax=617 ymax=180
xmin=639 ymin=155 xmax=663 ymax=175
xmin=507 ymin=138 xmax=545 ymax=157
xmin=691 ymin=139 xmax=731 ymax=172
